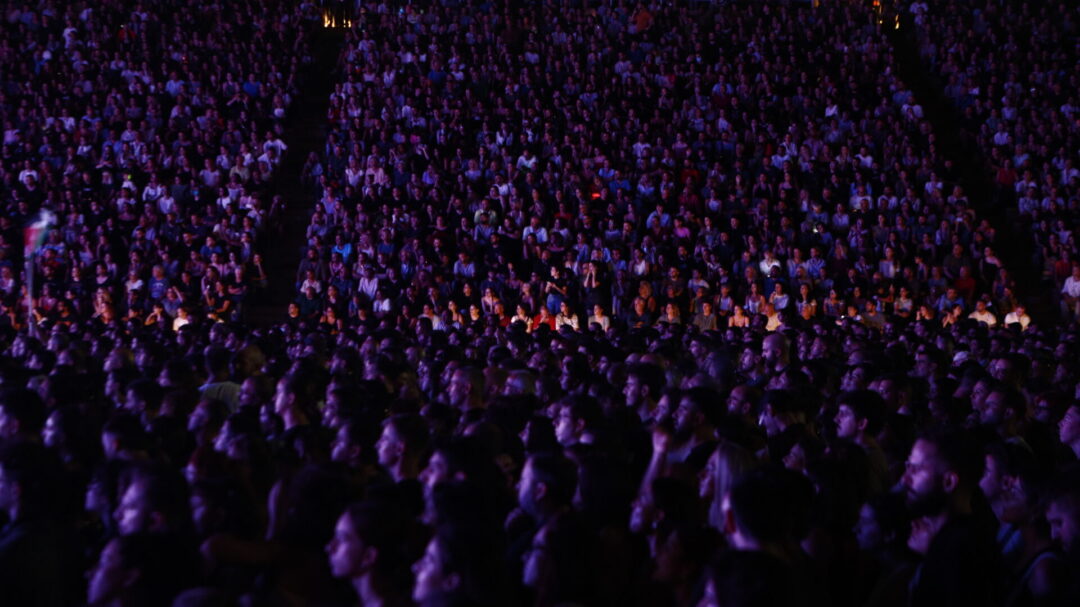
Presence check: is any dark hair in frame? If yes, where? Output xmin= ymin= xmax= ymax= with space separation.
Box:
xmin=527 ymin=452 xmax=577 ymax=509
xmin=429 ymin=520 xmax=511 ymax=607
xmin=342 ymin=500 xmax=416 ymax=598
xmin=838 ymin=390 xmax=887 ymax=435
xmin=917 ymin=425 xmax=981 ymax=487
xmin=0 ymin=441 xmax=65 ymax=516
xmin=111 ymin=532 xmax=193 ymax=606
xmin=386 ymin=412 xmax=430 ymax=457
xmin=626 ymin=362 xmax=664 ymax=399
xmin=127 ymin=378 xmax=165 ymax=413
xmin=0 ymin=387 xmax=46 ymax=436
xmin=103 ymin=412 xmax=150 ymax=454
xmin=703 ymin=550 xmax=796 ymax=607
xmin=729 ymin=467 xmax=814 ymax=544
xmin=124 ymin=463 xmax=192 ymax=535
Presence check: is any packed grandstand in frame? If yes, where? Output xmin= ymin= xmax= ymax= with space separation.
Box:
xmin=0 ymin=1 xmax=1079 ymax=606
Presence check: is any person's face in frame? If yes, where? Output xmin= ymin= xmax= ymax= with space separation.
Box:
xmin=419 ymin=451 xmax=450 ymax=500
xmin=272 ymin=379 xmax=292 ymax=417
xmin=326 ymin=514 xmax=366 ymax=579
xmin=554 ymin=405 xmax=577 ymax=445
xmin=674 ymin=397 xmax=700 ymax=437
xmin=517 ymin=459 xmax=539 ymax=514
xmin=624 ymin=374 xmax=642 ymax=407
xmin=114 ymin=480 xmax=150 ymax=535
xmin=902 ymin=440 xmax=948 ymax=515
xmin=854 ymin=503 xmax=884 ymax=552
xmin=412 ymin=538 xmax=452 ymax=602
xmin=234 ymin=377 xmax=259 ymax=409
xmin=375 ymin=424 xmax=403 ymax=468
xmin=42 ymin=411 xmax=62 ymax=448
xmin=0 ymin=405 xmax=19 ymax=440
xmin=447 ymin=370 xmax=471 ymax=409
xmin=978 ymin=454 xmax=1006 ymax=505
xmin=762 ymin=336 xmax=783 ymax=366
xmin=329 ymin=423 xmax=354 ymax=464
xmin=1046 ymin=500 xmax=1080 ymax=552
xmin=1059 ymin=405 xmax=1080 ymax=446
xmin=980 ymin=390 xmax=1009 ymax=426
xmin=726 ymin=386 xmax=750 ymax=416
xmin=835 ymin=404 xmax=860 ymax=439
xmin=87 ymin=539 xmax=130 ymax=606
xmin=738 ymin=349 xmax=757 ymax=373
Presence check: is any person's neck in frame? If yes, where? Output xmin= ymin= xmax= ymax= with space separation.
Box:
xmin=4 ymin=502 xmax=20 ymax=524
xmin=636 ymin=400 xmax=656 ymax=423
xmin=1070 ymin=440 xmax=1080 ymax=460
xmin=855 ymin=432 xmax=876 ymax=450
xmin=282 ymin=407 xmax=310 ymax=431
xmin=390 ymin=457 xmax=419 ymax=483
xmin=354 ymin=572 xmax=387 ymax=607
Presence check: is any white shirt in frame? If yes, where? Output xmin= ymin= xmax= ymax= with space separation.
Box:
xmin=1062 ymin=276 xmax=1080 ymax=298
xmin=1003 ymin=311 xmax=1030 ymax=329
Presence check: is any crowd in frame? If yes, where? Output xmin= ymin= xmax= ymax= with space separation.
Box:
xmin=907 ymin=0 xmax=1080 ymax=319
xmin=0 ymin=0 xmax=318 ymax=331
xmin=1 ymin=1 xmax=1080 ymax=607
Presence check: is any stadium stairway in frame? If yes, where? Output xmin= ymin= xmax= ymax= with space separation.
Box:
xmin=246 ymin=27 xmax=345 ymax=327
xmin=886 ymin=11 xmax=1047 ymax=319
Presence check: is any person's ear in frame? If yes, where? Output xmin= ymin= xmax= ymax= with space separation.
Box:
xmin=722 ymin=499 xmax=737 ymax=536
xmin=534 ymin=481 xmax=549 ymax=503
xmin=442 ymin=572 xmax=461 ymax=592
xmin=1002 ymin=474 xmax=1021 ymax=494
xmin=360 ymin=546 xmax=378 ymax=570
xmin=149 ymin=511 xmax=168 ymax=534
xmin=122 ymin=568 xmax=141 ymax=591
xmin=942 ymin=470 xmax=959 ymax=494
xmin=857 ymin=417 xmax=869 ymax=433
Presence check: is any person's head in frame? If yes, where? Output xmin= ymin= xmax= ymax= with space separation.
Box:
xmin=624 ymin=363 xmax=664 ymax=410
xmin=522 ymin=512 xmax=590 ymax=605
xmin=724 ymin=467 xmax=813 ymax=549
xmin=331 ymin=415 xmax=380 ymax=468
xmin=0 ymin=387 xmax=46 ymax=440
xmin=1060 ymin=404 xmax=1080 ymax=452
xmin=412 ymin=522 xmax=507 ymax=605
xmin=979 ymin=383 xmax=1026 ymax=429
xmin=834 ymin=390 xmax=886 ymax=440
xmin=554 ymin=395 xmax=602 ymax=447
xmin=124 ymin=379 xmax=164 ymax=418
xmin=761 ymin=334 xmax=788 ymax=369
xmin=87 ymin=533 xmax=184 ymax=607
xmin=326 ymin=501 xmax=410 ymax=588
xmin=448 ymin=366 xmax=484 ymax=411
xmin=700 ymin=441 xmax=758 ymax=529
xmin=726 ymin=385 xmax=759 ymax=418
xmin=518 ymin=452 xmax=577 ymax=520
xmin=854 ymin=492 xmax=910 ymax=553
xmin=0 ymin=442 xmax=63 ymax=520
xmin=901 ymin=426 xmax=980 ymax=518
xmin=1044 ymin=467 xmax=1080 ymax=554
xmin=114 ymin=464 xmax=191 ymax=536
xmin=758 ymin=390 xmax=804 ymax=437
xmin=674 ymin=386 xmax=720 ymax=440
xmin=979 ymin=441 xmax=1041 ymax=525
xmin=375 ymin=413 xmax=429 ymax=470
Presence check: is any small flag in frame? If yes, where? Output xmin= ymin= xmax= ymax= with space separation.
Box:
xmin=24 ymin=209 xmax=56 ymax=258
